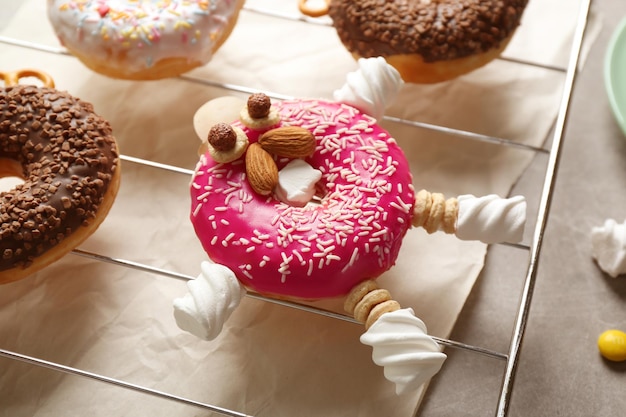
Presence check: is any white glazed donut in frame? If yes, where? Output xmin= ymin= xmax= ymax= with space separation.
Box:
xmin=47 ymin=0 xmax=245 ymax=80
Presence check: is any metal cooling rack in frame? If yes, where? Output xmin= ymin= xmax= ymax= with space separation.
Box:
xmin=0 ymin=0 xmax=593 ymax=416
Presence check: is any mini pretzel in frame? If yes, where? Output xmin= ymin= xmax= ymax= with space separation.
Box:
xmin=412 ymin=189 xmax=458 ymax=234
xmin=298 ymin=0 xmax=330 ymax=18
xmin=0 ymin=69 xmax=55 ymax=88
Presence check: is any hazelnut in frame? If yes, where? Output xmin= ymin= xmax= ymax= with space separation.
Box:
xmin=247 ymin=93 xmax=272 ymax=119
xmin=208 ymin=123 xmax=237 ymax=152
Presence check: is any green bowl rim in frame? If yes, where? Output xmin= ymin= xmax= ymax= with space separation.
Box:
xmin=604 ymin=16 xmax=626 ymax=136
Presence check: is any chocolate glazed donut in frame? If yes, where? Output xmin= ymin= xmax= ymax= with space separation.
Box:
xmin=0 ymin=85 xmax=120 ymax=284
xmin=324 ymin=0 xmax=529 ymax=83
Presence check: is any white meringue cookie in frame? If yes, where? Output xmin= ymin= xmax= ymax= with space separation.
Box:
xmin=591 ymin=219 xmax=626 ymax=278
xmin=333 ymin=57 xmax=404 ymax=121
xmin=360 ymin=308 xmax=446 ymax=395
xmin=173 ymin=262 xmax=246 ymax=340
xmin=456 ymin=194 xmax=526 ymax=244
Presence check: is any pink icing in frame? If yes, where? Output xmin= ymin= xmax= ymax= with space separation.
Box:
xmin=190 ymin=99 xmax=415 ymax=299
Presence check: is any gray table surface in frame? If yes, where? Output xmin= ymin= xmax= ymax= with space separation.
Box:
xmin=420 ymin=0 xmax=626 ymax=415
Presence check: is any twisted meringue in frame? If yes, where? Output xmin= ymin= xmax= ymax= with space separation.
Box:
xmin=333 ymin=57 xmax=404 ymax=121
xmin=173 ymin=262 xmax=246 ymax=340
xmin=591 ymin=219 xmax=626 ymax=278
xmin=456 ymin=194 xmax=526 ymax=244
xmin=360 ymin=308 xmax=446 ymax=395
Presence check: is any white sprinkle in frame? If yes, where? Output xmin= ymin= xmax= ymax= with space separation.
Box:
xmin=281 ymin=252 xmax=293 ymax=264
xmin=326 ymin=254 xmax=340 ymax=264
xmin=197 ymin=191 xmax=212 ymax=201
xmin=222 ymin=233 xmax=235 ymax=246
xmin=192 ymin=203 xmax=202 ymax=217
xmin=294 ymin=250 xmax=304 ymax=264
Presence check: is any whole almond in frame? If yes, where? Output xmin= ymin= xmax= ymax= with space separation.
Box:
xmin=246 ymin=143 xmax=278 ymax=195
xmin=258 ymin=126 xmax=316 ymax=158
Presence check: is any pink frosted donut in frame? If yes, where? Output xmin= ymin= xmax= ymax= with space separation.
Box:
xmin=190 ymin=98 xmax=415 ymax=299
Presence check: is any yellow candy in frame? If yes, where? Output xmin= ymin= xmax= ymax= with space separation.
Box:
xmin=597 ymin=329 xmax=626 ymax=362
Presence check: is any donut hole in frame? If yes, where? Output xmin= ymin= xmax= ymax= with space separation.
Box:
xmin=0 ymin=158 xmax=25 ymax=193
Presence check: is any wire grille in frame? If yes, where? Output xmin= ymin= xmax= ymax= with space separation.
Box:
xmin=0 ymin=1 xmax=593 ymax=416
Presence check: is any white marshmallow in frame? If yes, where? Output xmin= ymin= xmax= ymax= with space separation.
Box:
xmin=276 ymin=159 xmax=322 ymax=207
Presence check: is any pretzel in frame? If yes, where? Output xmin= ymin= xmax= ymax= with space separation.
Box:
xmin=298 ymin=0 xmax=330 ymax=18
xmin=0 ymin=69 xmax=55 ymax=88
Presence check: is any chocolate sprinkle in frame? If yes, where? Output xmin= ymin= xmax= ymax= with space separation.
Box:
xmin=328 ymin=0 xmax=529 ymax=62
xmin=0 ymin=85 xmax=119 ymax=271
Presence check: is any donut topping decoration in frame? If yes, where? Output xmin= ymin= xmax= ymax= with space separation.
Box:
xmin=333 ymin=57 xmax=404 ymax=121
xmin=205 ymin=122 xmax=249 ymax=164
xmin=345 ymin=279 xmax=446 ymax=395
xmin=247 ymin=125 xmax=319 ymax=202
xmin=276 ymin=159 xmax=322 ymax=207
xmin=208 ymin=123 xmax=237 ymax=152
xmin=258 ymin=126 xmax=316 ymax=159
xmin=204 ymin=93 xmax=318 ymax=200
xmin=247 ymin=93 xmax=272 ymax=119
xmin=245 ymin=143 xmax=279 ymax=196
xmin=174 ymin=261 xmax=246 ymax=341
xmin=239 ymin=92 xmax=281 ymax=130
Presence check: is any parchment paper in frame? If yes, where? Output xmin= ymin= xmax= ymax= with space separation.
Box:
xmin=0 ymin=0 xmax=592 ymax=416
